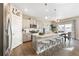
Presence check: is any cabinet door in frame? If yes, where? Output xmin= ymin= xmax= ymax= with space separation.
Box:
xmin=11 ymin=14 xmax=22 ymax=49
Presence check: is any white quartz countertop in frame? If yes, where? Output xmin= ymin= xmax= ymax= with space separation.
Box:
xmin=33 ymin=33 xmax=58 ymax=38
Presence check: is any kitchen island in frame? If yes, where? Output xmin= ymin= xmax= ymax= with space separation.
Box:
xmin=32 ymin=33 xmax=60 ymax=54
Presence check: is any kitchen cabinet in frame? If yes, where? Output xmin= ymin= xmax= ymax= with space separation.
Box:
xmin=22 ymin=31 xmax=31 ymax=42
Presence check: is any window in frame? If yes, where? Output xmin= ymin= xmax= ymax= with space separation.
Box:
xmin=58 ymin=24 xmax=72 ymax=33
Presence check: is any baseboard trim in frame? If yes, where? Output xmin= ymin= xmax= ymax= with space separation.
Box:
xmin=23 ymin=40 xmax=32 ymax=43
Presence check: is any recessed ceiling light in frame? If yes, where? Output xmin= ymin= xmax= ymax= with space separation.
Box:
xmin=54 ymin=9 xmax=56 ymax=11
xmin=44 ymin=3 xmax=47 ymax=6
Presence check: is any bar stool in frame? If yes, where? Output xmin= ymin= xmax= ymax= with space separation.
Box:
xmin=37 ymin=40 xmax=50 ymax=55
xmin=46 ymin=39 xmax=58 ymax=55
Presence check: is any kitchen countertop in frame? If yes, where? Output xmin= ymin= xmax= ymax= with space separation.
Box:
xmin=32 ymin=32 xmax=58 ymax=38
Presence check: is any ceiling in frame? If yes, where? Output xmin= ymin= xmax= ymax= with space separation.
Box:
xmin=12 ymin=3 xmax=79 ymax=20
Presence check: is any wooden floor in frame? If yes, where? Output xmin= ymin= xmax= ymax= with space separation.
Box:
xmin=10 ymin=39 xmax=79 ymax=56
xmin=10 ymin=41 xmax=37 ymax=56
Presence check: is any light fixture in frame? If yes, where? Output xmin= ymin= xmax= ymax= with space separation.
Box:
xmin=44 ymin=3 xmax=57 ymax=20
xmin=45 ymin=16 xmax=48 ymax=19
xmin=44 ymin=3 xmax=48 ymax=20
xmin=44 ymin=3 xmax=48 ymax=11
xmin=54 ymin=19 xmax=60 ymax=23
